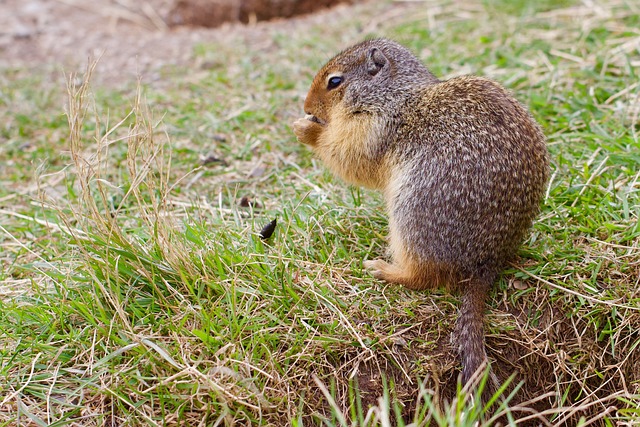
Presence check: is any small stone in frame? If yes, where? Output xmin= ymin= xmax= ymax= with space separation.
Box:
xmin=512 ymin=280 xmax=528 ymax=290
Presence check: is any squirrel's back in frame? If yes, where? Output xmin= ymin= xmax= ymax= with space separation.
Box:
xmin=389 ymin=75 xmax=548 ymax=277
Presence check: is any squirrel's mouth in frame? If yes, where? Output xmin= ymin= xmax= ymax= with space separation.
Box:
xmin=305 ymin=114 xmax=326 ymax=126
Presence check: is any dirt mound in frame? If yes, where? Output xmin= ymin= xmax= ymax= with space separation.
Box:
xmin=167 ymin=0 xmax=359 ymax=27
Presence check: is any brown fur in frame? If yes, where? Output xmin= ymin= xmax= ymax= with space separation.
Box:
xmin=293 ymin=38 xmax=549 ymax=389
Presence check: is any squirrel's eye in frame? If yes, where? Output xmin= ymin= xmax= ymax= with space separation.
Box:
xmin=327 ymin=76 xmax=343 ymax=90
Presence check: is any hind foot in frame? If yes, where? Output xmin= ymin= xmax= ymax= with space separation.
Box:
xmin=364 ymin=258 xmax=428 ymax=290
xmin=363 ymin=259 xmax=396 ymax=281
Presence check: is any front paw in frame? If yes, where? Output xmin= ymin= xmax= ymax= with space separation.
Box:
xmin=292 ymin=117 xmax=322 ymax=146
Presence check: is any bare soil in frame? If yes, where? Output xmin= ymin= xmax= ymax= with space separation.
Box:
xmin=167 ymin=0 xmax=359 ymax=27
xmin=0 ymin=0 xmax=369 ymax=85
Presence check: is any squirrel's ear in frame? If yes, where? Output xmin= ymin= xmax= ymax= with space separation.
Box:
xmin=366 ymin=48 xmax=387 ymax=76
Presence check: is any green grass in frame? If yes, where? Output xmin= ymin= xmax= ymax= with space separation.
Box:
xmin=1 ymin=0 xmax=640 ymax=425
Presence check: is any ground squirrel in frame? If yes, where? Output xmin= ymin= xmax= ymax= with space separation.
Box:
xmin=293 ymin=39 xmax=549 ymax=387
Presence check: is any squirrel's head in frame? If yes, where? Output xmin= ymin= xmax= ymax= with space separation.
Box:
xmin=293 ymin=39 xmax=438 ymax=147
xmin=293 ymin=39 xmax=438 ymax=146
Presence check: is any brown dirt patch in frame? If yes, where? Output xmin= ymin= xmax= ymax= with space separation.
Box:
xmin=308 ymin=280 xmax=639 ymax=424
xmin=0 ymin=0 xmax=375 ymax=85
xmin=167 ymin=0 xmax=360 ymax=28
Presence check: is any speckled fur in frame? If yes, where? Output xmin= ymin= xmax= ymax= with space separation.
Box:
xmin=293 ymin=38 xmax=549 ymax=386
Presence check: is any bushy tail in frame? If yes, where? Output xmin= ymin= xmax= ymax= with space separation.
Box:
xmin=457 ymin=278 xmax=491 ymax=385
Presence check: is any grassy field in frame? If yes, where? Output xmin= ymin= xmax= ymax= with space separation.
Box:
xmin=1 ymin=0 xmax=639 ymax=425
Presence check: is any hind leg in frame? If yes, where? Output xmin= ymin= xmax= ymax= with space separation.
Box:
xmin=364 ymin=251 xmax=441 ymax=291
xmin=364 ymin=220 xmax=447 ymax=290
xmin=363 ymin=258 xmax=421 ymax=288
